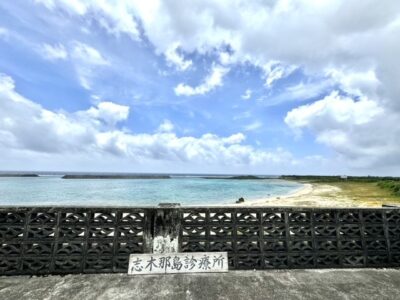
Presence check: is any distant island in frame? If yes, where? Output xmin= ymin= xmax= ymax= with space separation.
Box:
xmin=203 ymin=175 xmax=267 ymax=180
xmin=229 ymin=175 xmax=266 ymax=180
xmin=62 ymin=175 xmax=171 ymax=179
xmin=0 ymin=174 xmax=39 ymax=177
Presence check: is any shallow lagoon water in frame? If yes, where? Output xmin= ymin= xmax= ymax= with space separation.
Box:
xmin=0 ymin=176 xmax=302 ymax=206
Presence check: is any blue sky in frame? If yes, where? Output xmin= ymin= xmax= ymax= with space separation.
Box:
xmin=0 ymin=1 xmax=399 ymax=175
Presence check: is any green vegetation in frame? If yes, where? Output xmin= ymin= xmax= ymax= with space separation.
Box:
xmin=327 ymin=182 xmax=399 ymax=203
xmin=282 ymin=175 xmax=400 ymax=206
xmin=62 ymin=175 xmax=171 ymax=179
xmin=377 ymin=181 xmax=400 ymax=196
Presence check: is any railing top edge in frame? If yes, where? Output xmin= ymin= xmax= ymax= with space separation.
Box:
xmin=180 ymin=206 xmax=400 ymax=211
xmin=0 ymin=205 xmax=399 ymax=211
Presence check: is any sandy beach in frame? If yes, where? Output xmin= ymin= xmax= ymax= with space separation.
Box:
xmin=237 ymin=182 xmax=385 ymax=208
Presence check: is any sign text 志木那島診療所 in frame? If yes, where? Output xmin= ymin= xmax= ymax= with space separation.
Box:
xmin=128 ymin=252 xmax=228 ymax=275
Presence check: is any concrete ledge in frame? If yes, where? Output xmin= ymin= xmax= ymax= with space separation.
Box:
xmin=0 ymin=269 xmax=399 ymax=300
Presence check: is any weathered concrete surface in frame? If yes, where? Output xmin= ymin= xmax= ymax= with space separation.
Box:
xmin=0 ymin=269 xmax=399 ymax=300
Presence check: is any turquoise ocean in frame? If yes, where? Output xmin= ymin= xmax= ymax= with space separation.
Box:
xmin=0 ymin=175 xmax=303 ymax=206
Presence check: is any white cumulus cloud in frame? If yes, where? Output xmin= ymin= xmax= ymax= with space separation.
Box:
xmin=164 ymin=43 xmax=192 ymax=71
xmin=20 ymin=0 xmax=400 ymax=171
xmin=263 ymin=62 xmax=297 ymax=88
xmin=175 ymin=65 xmax=229 ymax=96
xmin=35 ymin=0 xmax=140 ymax=40
xmin=284 ymin=91 xmax=400 ymax=168
xmin=157 ymin=119 xmax=174 ymax=132
xmin=85 ymin=101 xmax=130 ymax=126
xmin=70 ymin=42 xmax=110 ymax=89
xmin=0 ymin=73 xmax=294 ymax=168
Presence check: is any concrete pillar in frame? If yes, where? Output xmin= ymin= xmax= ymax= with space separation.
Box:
xmin=144 ymin=203 xmax=181 ymax=254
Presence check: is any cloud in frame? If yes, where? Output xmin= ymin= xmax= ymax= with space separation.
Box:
xmin=241 ymin=89 xmax=252 ymax=100
xmin=38 ymin=41 xmax=111 ymax=90
xmin=0 ymin=74 xmax=95 ymax=153
xmin=244 ymin=121 xmax=262 ymax=132
xmin=34 ymin=0 xmax=140 ymax=40
xmin=222 ymin=132 xmax=246 ymax=144
xmin=84 ymin=101 xmax=130 ymax=126
xmin=0 ymin=73 xmax=294 ymax=167
xmin=285 ymin=91 xmax=383 ymax=130
xmin=326 ymin=68 xmax=380 ymax=99
xmin=164 ymin=43 xmax=192 ymax=71
xmin=257 ymin=78 xmax=334 ymax=107
xmin=0 ymin=27 xmax=9 ymax=39
xmin=70 ymin=42 xmax=110 ymax=89
xmin=71 ymin=42 xmax=109 ymax=66
xmin=263 ymin=62 xmax=297 ymax=88
xmin=284 ymin=91 xmax=400 ymax=168
xmin=126 ymin=0 xmax=400 ymax=171
xmin=175 ymin=65 xmax=229 ymax=96
xmin=157 ymin=119 xmax=174 ymax=132
xmin=233 ymin=111 xmax=251 ymax=121
xmin=15 ymin=1 xmax=400 ymax=171
xmin=31 ymin=1 xmax=400 ymax=102
xmin=40 ymin=43 xmax=68 ymax=61
xmin=219 ymin=52 xmax=234 ymax=65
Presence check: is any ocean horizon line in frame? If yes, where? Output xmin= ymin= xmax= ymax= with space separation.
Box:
xmin=0 ymin=170 xmax=281 ymax=178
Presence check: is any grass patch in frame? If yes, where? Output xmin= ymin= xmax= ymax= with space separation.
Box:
xmin=288 ymin=178 xmax=400 ymax=206
xmin=377 ymin=181 xmax=400 ymax=196
xmin=327 ymin=181 xmax=399 ymax=203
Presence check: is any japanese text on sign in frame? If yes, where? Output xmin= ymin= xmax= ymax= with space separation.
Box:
xmin=128 ymin=252 xmax=228 ymax=275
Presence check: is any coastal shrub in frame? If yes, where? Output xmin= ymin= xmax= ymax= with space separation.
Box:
xmin=377 ymin=181 xmax=400 ymax=196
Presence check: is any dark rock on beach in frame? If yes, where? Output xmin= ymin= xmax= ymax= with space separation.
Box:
xmin=236 ymin=197 xmax=245 ymax=203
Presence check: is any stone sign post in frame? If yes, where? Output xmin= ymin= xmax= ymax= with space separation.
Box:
xmin=129 ymin=203 xmax=228 ymax=275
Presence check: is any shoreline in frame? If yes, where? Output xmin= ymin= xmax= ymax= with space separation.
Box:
xmin=235 ymin=181 xmax=386 ymax=208
xmin=0 ymin=176 xmax=395 ymax=208
xmin=234 ymin=182 xmax=313 ymax=206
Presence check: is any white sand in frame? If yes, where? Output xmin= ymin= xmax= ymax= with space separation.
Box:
xmin=235 ymin=182 xmax=380 ymax=208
